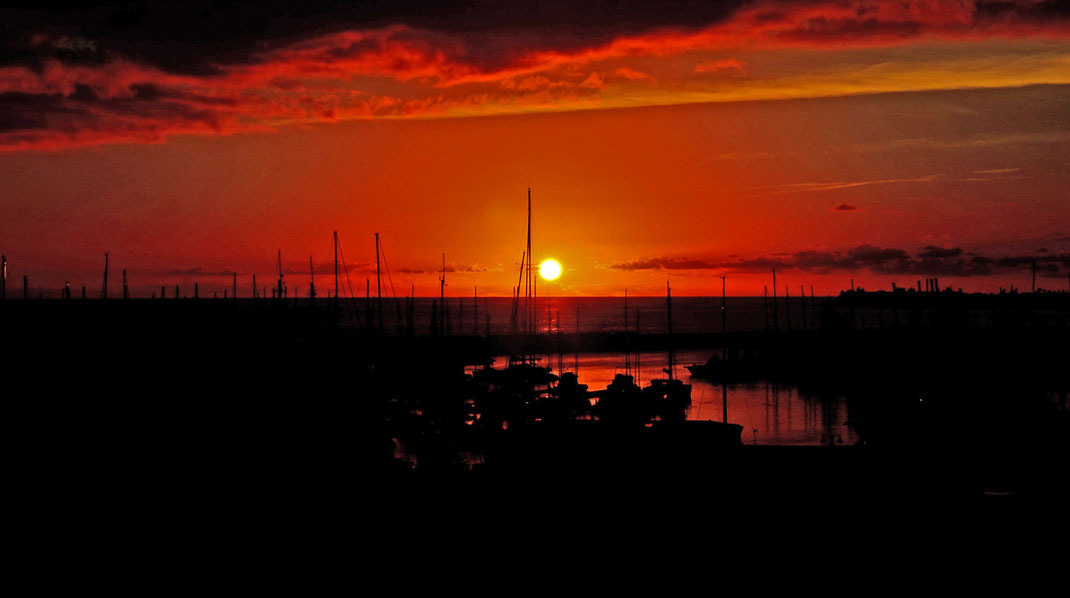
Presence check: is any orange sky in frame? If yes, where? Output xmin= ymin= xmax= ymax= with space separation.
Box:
xmin=1 ymin=1 xmax=1068 ymax=296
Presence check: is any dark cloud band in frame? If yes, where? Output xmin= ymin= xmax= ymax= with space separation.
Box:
xmin=610 ymin=244 xmax=1070 ymax=278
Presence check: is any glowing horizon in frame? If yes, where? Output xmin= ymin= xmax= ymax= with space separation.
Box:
xmin=0 ymin=2 xmax=1067 ymax=298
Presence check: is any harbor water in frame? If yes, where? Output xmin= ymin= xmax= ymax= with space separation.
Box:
xmin=477 ymin=348 xmax=859 ymax=446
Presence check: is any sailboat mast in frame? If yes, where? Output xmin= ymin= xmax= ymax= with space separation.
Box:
xmin=526 ymin=187 xmax=533 ymax=338
xmin=376 ymin=233 xmax=383 ymax=333
xmin=667 ymin=280 xmax=675 ymax=380
xmin=276 ymin=249 xmax=284 ymax=298
xmin=513 ymin=250 xmax=524 ymax=336
xmin=624 ymin=288 xmax=630 ymax=374
xmin=772 ymin=267 xmax=778 ymax=330
xmin=722 ymin=275 xmax=728 ymax=424
xmin=440 ymin=252 xmax=446 ymax=337
xmin=333 ymin=231 xmax=339 ymax=300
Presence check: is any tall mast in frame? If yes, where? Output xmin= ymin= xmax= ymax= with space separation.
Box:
xmin=763 ymin=286 xmax=768 ymax=330
xmin=512 ymin=251 xmax=525 ymax=336
xmin=624 ymin=288 xmax=630 ymax=375
xmin=309 ymin=255 xmax=316 ymax=299
xmin=721 ymin=276 xmax=727 ymax=355
xmin=772 ymin=267 xmax=778 ymax=330
xmin=376 ymin=233 xmax=383 ymax=333
xmin=666 ymin=280 xmax=675 ymax=380
xmin=102 ymin=252 xmax=109 ymax=299
xmin=722 ymin=275 xmax=728 ymax=424
xmin=440 ymin=253 xmax=446 ymax=337
xmin=526 ymin=187 xmax=533 ymax=338
xmin=333 ymin=231 xmax=339 ymax=300
xmin=280 ymin=250 xmax=284 ymax=297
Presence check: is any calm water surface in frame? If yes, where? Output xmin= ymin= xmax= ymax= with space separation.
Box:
xmin=479 ymin=348 xmax=858 ymax=446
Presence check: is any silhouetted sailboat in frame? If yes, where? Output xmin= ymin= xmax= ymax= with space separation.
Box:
xmin=473 ymin=188 xmax=556 ymax=390
xmin=593 ymin=281 xmax=691 ymax=424
xmin=641 ymin=281 xmax=692 ymax=421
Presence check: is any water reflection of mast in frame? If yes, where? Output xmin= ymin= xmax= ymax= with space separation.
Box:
xmin=774 ymin=383 xmax=781 ymax=442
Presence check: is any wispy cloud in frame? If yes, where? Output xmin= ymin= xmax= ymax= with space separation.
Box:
xmin=973 ymin=167 xmax=1021 ymax=175
xmin=694 ymin=58 xmax=746 ymax=74
xmin=764 ymin=174 xmax=941 ymax=194
xmin=1 ymin=1 xmax=1068 ymax=150
xmin=397 ymin=262 xmax=503 ymax=274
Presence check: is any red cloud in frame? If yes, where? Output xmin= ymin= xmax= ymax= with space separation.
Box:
xmin=2 ymin=1 xmax=1068 ymax=151
xmin=694 ymin=58 xmax=746 ymax=74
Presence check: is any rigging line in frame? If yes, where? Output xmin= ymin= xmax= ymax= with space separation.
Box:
xmin=336 ymin=238 xmax=363 ymax=325
xmin=377 ymin=238 xmax=404 ymax=333
xmin=337 ymin=241 xmax=357 ymax=300
xmin=377 ymin=239 xmax=399 ymax=300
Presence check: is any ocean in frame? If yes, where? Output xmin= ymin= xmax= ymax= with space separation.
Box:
xmin=340 ymin=295 xmax=816 ymax=335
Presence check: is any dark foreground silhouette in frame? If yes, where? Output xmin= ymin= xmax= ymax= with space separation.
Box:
xmin=3 ymin=295 xmax=1068 ymax=561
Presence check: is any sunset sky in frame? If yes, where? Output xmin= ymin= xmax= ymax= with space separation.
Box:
xmin=1 ymin=0 xmax=1068 ymax=297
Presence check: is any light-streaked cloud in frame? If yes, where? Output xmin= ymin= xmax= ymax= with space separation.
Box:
xmin=1 ymin=1 xmax=1069 ymax=150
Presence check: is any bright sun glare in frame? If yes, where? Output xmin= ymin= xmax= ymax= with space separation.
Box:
xmin=539 ymin=259 xmax=562 ymax=281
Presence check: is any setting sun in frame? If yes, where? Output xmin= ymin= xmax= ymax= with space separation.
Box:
xmin=539 ymin=259 xmax=562 ymax=281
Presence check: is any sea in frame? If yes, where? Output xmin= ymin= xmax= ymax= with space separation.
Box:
xmin=341 ymin=295 xmax=811 ymax=335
